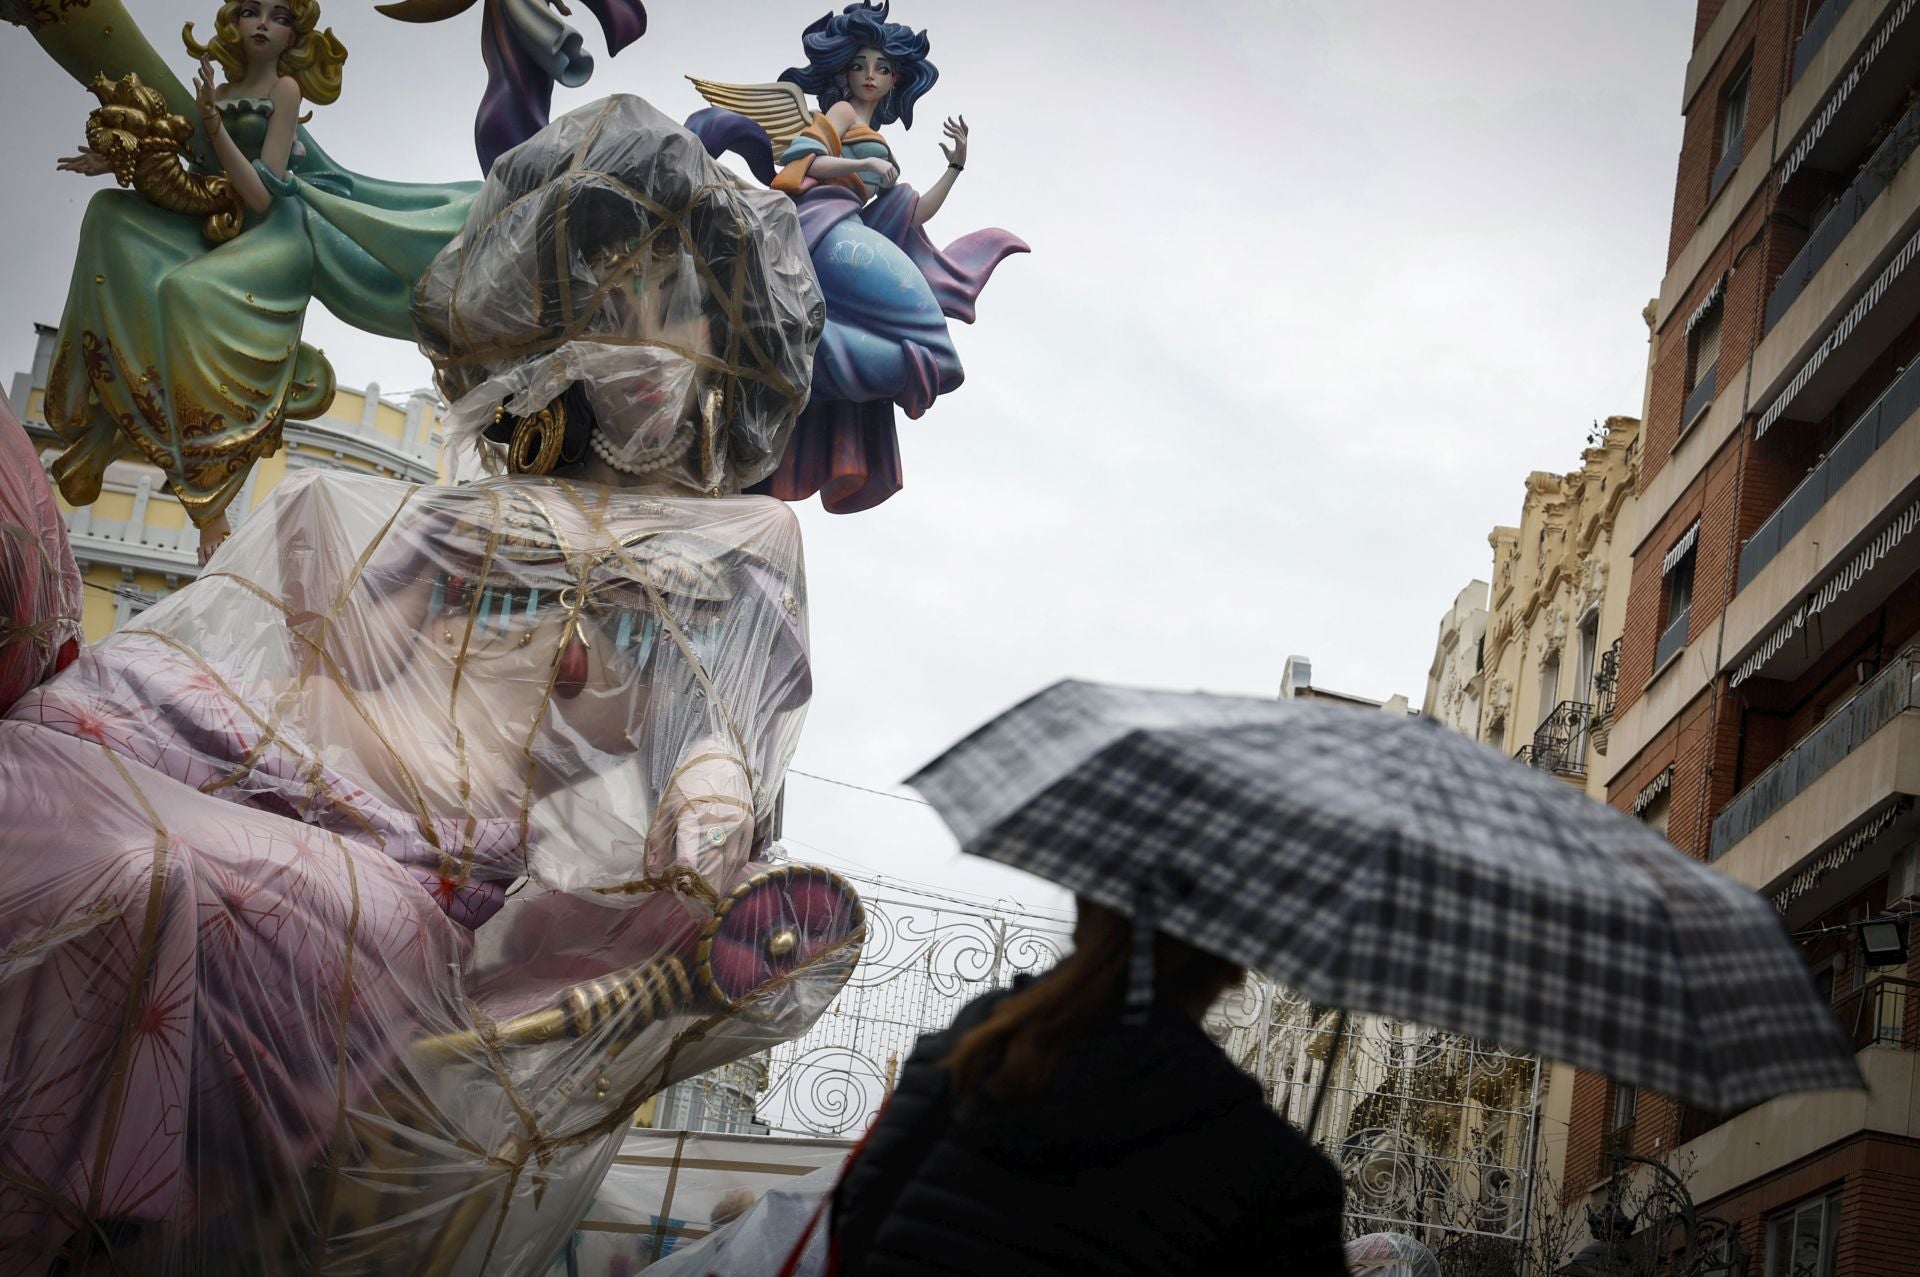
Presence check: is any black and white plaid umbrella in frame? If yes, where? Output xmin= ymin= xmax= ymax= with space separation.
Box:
xmin=905 ymin=680 xmax=1862 ymax=1113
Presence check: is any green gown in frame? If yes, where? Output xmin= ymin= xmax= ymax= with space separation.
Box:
xmin=19 ymin=1 xmax=480 ymax=528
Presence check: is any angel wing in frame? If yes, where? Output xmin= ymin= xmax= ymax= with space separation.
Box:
xmin=686 ymin=78 xmax=816 ymax=161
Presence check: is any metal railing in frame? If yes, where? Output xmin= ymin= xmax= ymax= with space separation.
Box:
xmin=1681 ymin=364 xmax=1718 ymax=433
xmin=1834 ymin=975 xmax=1917 ymax=1051
xmin=1710 ymin=646 xmax=1920 ymax=858
xmin=1792 ymin=0 xmax=1856 ymax=86
xmin=1766 ymin=95 xmax=1920 ymax=333
xmin=1656 ymin=606 xmax=1691 ymax=671
xmin=1527 ymin=701 xmax=1593 ymax=779
xmin=750 ymin=876 xmax=1542 ymax=1246
xmin=1739 ymin=355 xmax=1920 ymax=591
xmin=1593 ymin=639 xmax=1623 ymax=722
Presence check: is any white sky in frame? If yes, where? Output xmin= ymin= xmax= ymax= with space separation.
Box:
xmin=0 ymin=1 xmax=1692 ymax=911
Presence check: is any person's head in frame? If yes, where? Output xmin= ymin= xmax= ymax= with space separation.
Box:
xmin=415 ymin=96 xmax=823 ymax=494
xmin=942 ymin=898 xmax=1244 ymax=1100
xmin=779 ymin=2 xmax=937 ymax=129
xmin=185 ymin=0 xmax=347 ymax=104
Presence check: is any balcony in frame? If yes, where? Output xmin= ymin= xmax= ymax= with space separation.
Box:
xmin=1712 ymin=645 xmax=1920 ymax=860
xmin=1792 ymin=0 xmax=1856 ymax=87
xmin=1766 ymin=95 xmax=1920 ymax=335
xmin=1591 ymin=639 xmax=1622 ymax=754
xmin=1666 ymin=981 xmax=1919 ymax=1207
xmin=1740 ymin=356 xmax=1920 ymax=591
xmin=1835 ymin=975 xmax=1916 ymax=1052
xmin=1680 ymin=364 xmax=1717 ymax=436
xmin=1655 ymin=606 xmax=1691 ymax=673
xmin=1522 ymin=701 xmax=1592 ymax=781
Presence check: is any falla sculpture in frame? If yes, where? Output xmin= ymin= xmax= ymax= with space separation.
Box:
xmin=689 ymin=0 xmax=1029 ymax=513
xmin=14 ymin=0 xmax=480 ymax=563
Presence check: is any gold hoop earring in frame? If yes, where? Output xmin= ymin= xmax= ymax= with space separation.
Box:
xmin=699 ymin=384 xmax=726 ymax=491
xmin=509 ymin=400 xmax=567 ymax=475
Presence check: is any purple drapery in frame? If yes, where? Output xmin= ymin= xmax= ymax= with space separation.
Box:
xmin=476 ymin=0 xmax=649 ymax=172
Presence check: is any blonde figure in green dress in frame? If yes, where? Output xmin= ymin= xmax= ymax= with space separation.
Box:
xmin=37 ymin=0 xmax=479 ymax=562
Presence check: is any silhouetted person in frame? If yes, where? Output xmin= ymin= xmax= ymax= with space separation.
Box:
xmin=831 ymin=899 xmax=1349 ymax=1274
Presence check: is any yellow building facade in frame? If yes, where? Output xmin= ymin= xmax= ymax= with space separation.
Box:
xmin=9 ymin=323 xmax=451 ymax=641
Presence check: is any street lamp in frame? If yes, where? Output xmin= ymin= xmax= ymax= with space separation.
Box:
xmin=1555 ymin=1152 xmax=1749 ymax=1277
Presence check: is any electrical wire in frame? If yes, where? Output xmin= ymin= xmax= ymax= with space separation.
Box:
xmin=1790 ymin=908 xmax=1917 ymax=940
xmin=787 ymin=767 xmax=931 ymax=806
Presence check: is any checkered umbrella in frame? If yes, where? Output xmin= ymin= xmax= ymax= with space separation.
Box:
xmin=905 ymin=680 xmax=1863 ymax=1113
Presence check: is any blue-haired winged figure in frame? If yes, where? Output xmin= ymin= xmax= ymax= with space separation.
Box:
xmin=689 ymin=1 xmax=1028 ymax=513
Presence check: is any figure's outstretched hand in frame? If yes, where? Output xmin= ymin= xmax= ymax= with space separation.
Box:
xmin=195 ymin=58 xmax=223 ymax=133
xmin=940 ymin=116 xmax=969 ymax=169
xmin=55 ymin=149 xmax=114 ymax=177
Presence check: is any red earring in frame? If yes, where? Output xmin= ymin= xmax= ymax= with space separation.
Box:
xmin=554 ymin=633 xmax=589 ymax=699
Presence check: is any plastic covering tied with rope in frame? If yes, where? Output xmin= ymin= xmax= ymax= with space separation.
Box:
xmin=0 ymin=96 xmax=865 ymax=1277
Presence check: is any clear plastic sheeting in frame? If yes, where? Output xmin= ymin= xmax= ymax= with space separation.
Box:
xmin=0 ymin=402 xmax=82 ymax=710
xmin=0 ymin=470 xmax=864 ymax=1275
xmin=415 ymin=95 xmax=825 ymax=494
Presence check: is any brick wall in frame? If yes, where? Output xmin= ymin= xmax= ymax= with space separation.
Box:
xmin=1694 ymin=1135 xmax=1920 ymax=1277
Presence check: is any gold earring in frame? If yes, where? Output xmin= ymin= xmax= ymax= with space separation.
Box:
xmin=699 ymin=384 xmax=725 ymax=487
xmin=509 ymin=399 xmax=567 ymax=475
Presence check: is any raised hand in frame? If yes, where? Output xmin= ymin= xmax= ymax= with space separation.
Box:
xmin=940 ymin=115 xmax=969 ymax=169
xmin=55 ymin=149 xmax=114 ymax=177
xmin=195 ymin=58 xmax=222 ymax=133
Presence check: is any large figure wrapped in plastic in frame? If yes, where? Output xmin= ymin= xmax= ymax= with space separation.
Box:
xmin=0 ymin=96 xmax=849 ymax=1277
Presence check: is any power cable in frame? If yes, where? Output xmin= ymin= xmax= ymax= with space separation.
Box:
xmin=787 ymin=767 xmax=931 ymax=807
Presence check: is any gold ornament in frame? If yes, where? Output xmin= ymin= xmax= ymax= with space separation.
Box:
xmin=508 ymin=399 xmax=568 ymax=475
xmin=81 ymin=73 xmax=244 ymax=244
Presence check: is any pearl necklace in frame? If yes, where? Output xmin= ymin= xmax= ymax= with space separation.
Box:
xmin=588 ymin=421 xmax=691 ymax=475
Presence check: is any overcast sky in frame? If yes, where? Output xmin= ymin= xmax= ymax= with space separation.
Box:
xmin=0 ymin=1 xmax=1692 ymax=912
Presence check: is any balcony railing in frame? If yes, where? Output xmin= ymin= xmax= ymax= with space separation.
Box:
xmin=1710 ymin=646 xmax=1920 ymax=858
xmin=1681 ymin=364 xmax=1717 ymax=433
xmin=1739 ymin=354 xmax=1920 ymax=591
xmin=1766 ymin=95 xmax=1920 ymax=334
xmin=1592 ymin=639 xmax=1623 ymax=722
xmin=1834 ymin=975 xmax=1916 ymax=1051
xmin=1523 ymin=701 xmax=1592 ymax=779
xmin=1655 ymin=606 xmax=1691 ymax=671
xmin=1792 ymin=0 xmax=1856 ymax=87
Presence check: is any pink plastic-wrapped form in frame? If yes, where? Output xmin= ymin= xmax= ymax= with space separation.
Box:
xmin=0 ymin=473 xmax=862 ymax=1276
xmin=0 ymin=398 xmax=81 ymax=711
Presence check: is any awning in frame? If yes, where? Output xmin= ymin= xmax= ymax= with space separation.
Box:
xmin=1772 ymin=799 xmax=1910 ymax=913
xmin=1781 ymin=0 xmax=1918 ymax=187
xmin=1662 ymin=519 xmax=1701 ymax=575
xmin=1756 ymin=221 xmax=1920 ymax=439
xmin=1630 ymin=765 xmax=1676 ymax=816
xmin=1684 ymin=274 xmax=1727 ymax=336
xmin=1731 ymin=493 xmax=1920 ymax=687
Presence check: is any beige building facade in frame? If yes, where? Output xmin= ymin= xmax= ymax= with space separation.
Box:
xmin=1417 ymin=414 xmax=1641 ymax=1240
xmin=10 ymin=323 xmax=450 ymax=641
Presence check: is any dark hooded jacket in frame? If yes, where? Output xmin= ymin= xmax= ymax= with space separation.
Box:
xmin=831 ymin=979 xmax=1349 ymax=1275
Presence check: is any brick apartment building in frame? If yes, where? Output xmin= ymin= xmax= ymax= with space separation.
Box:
xmin=1570 ymin=0 xmax=1920 ymax=1272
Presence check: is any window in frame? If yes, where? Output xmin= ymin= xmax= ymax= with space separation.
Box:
xmin=1610 ymin=1082 xmax=1638 ymax=1132
xmin=1575 ymin=615 xmax=1599 ymax=704
xmin=1666 ymin=548 xmax=1695 ymax=628
xmin=1658 ymin=524 xmax=1698 ymax=669
xmin=1765 ymin=1186 xmax=1843 ymax=1277
xmin=1539 ymin=654 xmax=1561 ymax=723
xmin=1688 ymin=305 xmax=1722 ymax=392
xmin=1720 ymin=66 xmax=1750 ymax=166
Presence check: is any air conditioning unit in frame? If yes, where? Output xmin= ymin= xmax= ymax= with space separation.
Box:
xmin=1890 ymin=842 xmax=1919 ymax=911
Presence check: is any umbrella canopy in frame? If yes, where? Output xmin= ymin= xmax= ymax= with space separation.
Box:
xmin=905 ymin=680 xmax=1862 ymax=1113
xmin=1345 ymin=1232 xmax=1441 ymax=1277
